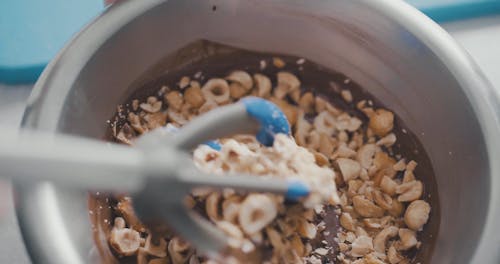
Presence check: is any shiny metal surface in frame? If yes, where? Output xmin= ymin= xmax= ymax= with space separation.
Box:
xmin=17 ymin=0 xmax=500 ymax=263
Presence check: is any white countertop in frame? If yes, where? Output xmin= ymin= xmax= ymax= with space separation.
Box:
xmin=1 ymin=15 xmax=500 ymax=263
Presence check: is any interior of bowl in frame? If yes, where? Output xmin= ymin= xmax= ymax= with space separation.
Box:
xmin=89 ymin=42 xmax=440 ymax=263
xmin=19 ymin=0 xmax=489 ymax=263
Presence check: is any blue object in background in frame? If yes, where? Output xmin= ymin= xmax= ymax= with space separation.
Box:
xmin=1 ymin=0 xmax=500 ymax=84
xmin=407 ymin=0 xmax=500 ymax=22
xmin=0 ymin=0 xmax=103 ymax=84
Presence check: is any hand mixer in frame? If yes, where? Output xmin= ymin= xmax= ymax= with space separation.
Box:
xmin=0 ymin=97 xmax=311 ymax=260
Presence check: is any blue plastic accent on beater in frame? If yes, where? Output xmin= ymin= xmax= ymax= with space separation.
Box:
xmin=285 ymin=180 xmax=311 ymax=200
xmin=204 ymin=141 xmax=222 ymax=151
xmin=241 ymin=97 xmax=291 ymax=147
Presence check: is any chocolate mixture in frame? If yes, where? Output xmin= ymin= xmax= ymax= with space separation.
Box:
xmin=89 ymin=45 xmax=439 ymax=264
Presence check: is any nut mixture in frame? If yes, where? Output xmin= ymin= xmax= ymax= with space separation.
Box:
xmin=107 ymin=58 xmax=431 ymax=264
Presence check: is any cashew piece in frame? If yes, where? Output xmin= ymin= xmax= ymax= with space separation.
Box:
xmin=373 ymin=189 xmax=393 ymax=210
xmin=387 ymin=246 xmax=404 ymax=264
xmin=184 ymin=85 xmax=206 ymax=108
xmin=404 ymin=200 xmax=431 ymax=231
xmin=353 ymin=195 xmax=385 ymax=218
xmin=274 ymin=71 xmax=301 ymax=99
xmin=164 ymin=91 xmax=183 ymax=111
xmin=356 ymin=144 xmax=380 ymax=169
xmin=337 ymin=158 xmax=361 ymax=182
xmin=373 ymin=226 xmax=398 ymax=253
xmin=397 ymin=228 xmax=418 ymax=250
xmin=313 ymin=111 xmax=337 ymax=135
xmin=340 ymin=212 xmax=356 ymax=231
xmin=351 ymin=235 xmax=374 ymax=257
xmin=298 ymin=92 xmax=315 ymax=113
xmin=226 ymin=70 xmax=253 ymax=90
xmin=253 ymin=73 xmax=272 ymax=98
xmin=380 ymin=176 xmax=398 ymax=196
xmin=369 ymin=109 xmax=394 ymax=137
xmin=140 ymin=97 xmax=162 ymax=113
xmin=396 ymin=180 xmax=423 ymax=202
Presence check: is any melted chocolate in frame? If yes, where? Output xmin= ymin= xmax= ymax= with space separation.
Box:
xmin=92 ymin=41 xmax=439 ymax=264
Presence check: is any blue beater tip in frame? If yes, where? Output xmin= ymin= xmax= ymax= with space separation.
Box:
xmin=285 ymin=180 xmax=310 ymax=200
xmin=241 ymin=97 xmax=291 ymax=147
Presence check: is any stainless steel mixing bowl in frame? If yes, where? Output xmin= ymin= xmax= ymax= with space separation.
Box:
xmin=16 ymin=0 xmax=500 ymax=263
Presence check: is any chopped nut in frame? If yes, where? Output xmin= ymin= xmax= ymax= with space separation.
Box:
xmin=298 ymin=219 xmax=317 ymax=239
xmin=313 ymin=151 xmax=330 ymax=167
xmin=299 ymin=92 xmax=315 ymax=113
xmin=337 ymin=158 xmax=361 ymax=182
xmin=179 ymin=76 xmax=191 ymax=89
xmin=397 ymin=229 xmax=418 ymax=250
xmin=168 ymin=237 xmax=192 ymax=264
xmin=238 ymin=194 xmax=277 ymax=235
xmin=364 ymin=253 xmax=385 ymax=264
xmin=380 ymin=176 xmax=398 ymax=196
xmin=339 ymin=242 xmax=350 ymax=252
xmin=226 ymin=71 xmax=253 ymax=90
xmin=229 ymin=82 xmax=249 ymax=99
xmin=140 ymin=97 xmax=162 ymax=113
xmin=164 ymin=90 xmax=183 ymax=111
xmin=404 ymin=200 xmax=430 ymax=231
xmin=340 ymin=212 xmax=356 ymax=231
xmin=387 ymin=246 xmax=404 ymax=264
xmin=351 ymin=235 xmax=374 ymax=257
xmin=167 ymin=109 xmax=188 ymax=126
xmin=376 ymin=133 xmax=396 ymax=147
xmin=396 ymin=180 xmax=423 ymax=202
xmin=294 ymin=111 xmax=312 ymax=146
xmin=373 ymin=190 xmax=393 ymax=210
xmin=116 ymin=124 xmax=134 ymax=145
xmin=266 ymin=227 xmax=285 ymax=250
xmin=274 ymin=72 xmax=300 ymax=99
xmin=290 ymin=234 xmax=306 ymax=256
xmin=313 ymin=111 xmax=337 ymax=135
xmin=352 ymin=196 xmax=385 ymax=218
xmin=132 ymin=99 xmax=139 ymax=111
xmin=333 ymin=144 xmax=357 ymax=159
xmin=144 ymin=112 xmax=167 ymax=129
xmin=253 ymin=74 xmax=272 ymax=98
xmin=369 ymin=109 xmax=394 ymax=137
xmin=273 ymin=57 xmax=286 ymax=68
xmin=128 ymin=112 xmax=147 ymax=134
xmin=184 ymin=85 xmax=206 ymax=108
xmin=341 ymin=90 xmax=353 ymax=103
xmin=388 ymin=199 xmax=404 ymax=217
xmin=356 ymin=144 xmax=380 ymax=169
xmin=201 ymin=78 xmax=230 ymax=104
xmin=393 ymin=159 xmax=406 ymax=171
xmin=198 ymin=99 xmax=218 ymax=114
xmin=373 ymin=226 xmax=398 ymax=253
xmin=109 ymin=217 xmax=141 ymax=256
